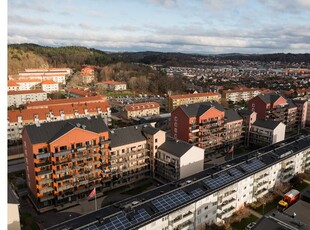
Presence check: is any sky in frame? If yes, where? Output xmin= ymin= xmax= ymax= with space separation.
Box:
xmin=7 ymin=0 xmax=310 ymax=54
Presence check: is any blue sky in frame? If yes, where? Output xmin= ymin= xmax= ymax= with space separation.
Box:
xmin=7 ymin=0 xmax=310 ymax=54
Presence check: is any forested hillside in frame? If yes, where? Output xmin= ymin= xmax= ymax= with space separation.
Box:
xmin=8 ymin=44 xmax=116 ymax=74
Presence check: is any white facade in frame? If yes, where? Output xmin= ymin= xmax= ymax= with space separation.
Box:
xmin=179 ymin=146 xmax=204 ymax=179
xmin=8 ymin=91 xmax=47 ymax=107
xmin=307 ymin=101 xmax=310 ymax=125
xmin=42 ymin=82 xmax=59 ymax=92
xmin=138 ymin=145 xmax=310 ymax=229
xmin=250 ymin=122 xmax=286 ymax=145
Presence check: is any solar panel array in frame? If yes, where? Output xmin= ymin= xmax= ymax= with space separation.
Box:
xmin=151 ymin=190 xmax=190 ymax=212
xmin=240 ymin=159 xmax=266 ymax=173
xmin=203 ymin=173 xmax=232 ymax=189
xmin=228 ymin=168 xmax=243 ymax=178
xmin=82 ymin=209 xmax=151 ymax=230
xmin=189 ymin=188 xmax=204 ymax=198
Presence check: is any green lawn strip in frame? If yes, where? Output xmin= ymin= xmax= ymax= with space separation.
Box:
xmin=254 ymin=196 xmax=282 ymax=214
xmin=231 ymin=214 xmax=258 ymax=230
xmin=104 ymin=185 xmax=130 ymax=196
xmin=121 ymin=181 xmax=154 ymax=195
xmin=20 ymin=212 xmax=39 ymax=230
xmin=292 ymin=181 xmax=309 ymax=191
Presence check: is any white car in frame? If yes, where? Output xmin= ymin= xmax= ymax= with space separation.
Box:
xmin=245 ymin=222 xmax=256 ymax=230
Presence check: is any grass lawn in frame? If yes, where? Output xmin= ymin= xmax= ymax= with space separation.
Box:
xmin=20 ymin=212 xmax=39 ymax=230
xmin=121 ymin=181 xmax=154 ymax=195
xmin=105 ymin=91 xmax=135 ymax=97
xmin=293 ymin=181 xmax=309 ymax=191
xmin=104 ymin=185 xmax=130 ymax=196
xmin=254 ymin=196 xmax=282 ymax=214
xmin=231 ymin=215 xmax=258 ymax=230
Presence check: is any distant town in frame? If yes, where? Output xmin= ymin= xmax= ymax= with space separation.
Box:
xmin=8 ymin=49 xmax=310 ymax=230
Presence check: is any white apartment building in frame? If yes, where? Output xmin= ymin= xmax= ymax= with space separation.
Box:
xmin=222 ymin=88 xmax=261 ymax=103
xmin=8 ymin=90 xmax=47 ymax=107
xmin=123 ymin=102 xmax=160 ymax=119
xmin=8 ymin=80 xmax=41 ymax=91
xmin=41 ymin=80 xmax=59 ymax=92
xmin=47 ymin=135 xmax=310 ymax=230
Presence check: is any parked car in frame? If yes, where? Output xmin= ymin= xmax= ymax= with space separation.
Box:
xmin=245 ymin=222 xmax=256 ymax=230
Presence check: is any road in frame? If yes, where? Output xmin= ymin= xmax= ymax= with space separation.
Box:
xmin=8 ymin=158 xmax=25 ymax=173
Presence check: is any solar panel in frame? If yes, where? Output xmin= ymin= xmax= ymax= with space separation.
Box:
xmin=82 ymin=208 xmax=152 ymax=230
xmin=151 ymin=190 xmax=190 ymax=212
xmin=203 ymin=172 xmax=232 ymax=189
xmin=190 ymin=188 xmax=204 ymax=198
xmin=240 ymin=159 xmax=265 ymax=173
xmin=227 ymin=168 xmax=243 ymax=178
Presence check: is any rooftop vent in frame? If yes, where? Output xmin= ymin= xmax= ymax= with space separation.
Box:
xmin=35 ymin=123 xmax=41 ymax=127
xmin=76 ymin=123 xmax=81 ymax=128
xmin=82 ymin=125 xmax=86 ymax=129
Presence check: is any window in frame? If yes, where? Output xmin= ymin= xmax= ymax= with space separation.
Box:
xmin=197 ymin=209 xmax=201 ymax=215
xmin=155 ymin=138 xmax=158 ymax=143
xmin=205 ymin=214 xmax=208 ymax=218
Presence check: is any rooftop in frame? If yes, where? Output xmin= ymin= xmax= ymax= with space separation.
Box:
xmin=253 ymin=118 xmax=282 ymax=130
xmin=177 ymin=101 xmax=224 ymax=117
xmin=224 ymin=109 xmax=243 ymax=122
xmin=158 ymin=138 xmax=194 ymax=158
xmin=24 ymin=116 xmax=109 ymax=145
xmin=125 ymin=102 xmax=160 ymax=112
xmin=47 ymin=134 xmax=310 ymax=230
xmin=8 ymin=90 xmax=46 ymax=95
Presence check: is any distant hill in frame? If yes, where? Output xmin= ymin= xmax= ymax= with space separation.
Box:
xmin=8 ymin=44 xmax=115 ymax=75
xmin=8 ymin=44 xmax=310 ymax=75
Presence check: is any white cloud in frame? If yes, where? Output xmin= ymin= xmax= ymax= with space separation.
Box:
xmin=78 ymin=23 xmax=100 ymax=31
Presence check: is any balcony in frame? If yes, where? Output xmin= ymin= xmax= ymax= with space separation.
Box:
xmin=54 ymin=149 xmax=72 ymax=157
xmin=254 ymin=188 xmax=268 ymax=197
xmin=255 ymin=173 xmax=269 ymax=182
xmin=34 ymin=152 xmax=50 ymax=159
xmin=219 ymin=198 xmax=236 ymax=210
xmin=218 ymin=206 xmax=235 ymax=219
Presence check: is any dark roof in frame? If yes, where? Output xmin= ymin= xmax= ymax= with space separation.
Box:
xmin=8 ymin=185 xmax=19 ymax=204
xmin=254 ymin=211 xmax=309 ymax=230
xmin=253 ymin=118 xmax=282 ymax=130
xmin=257 ymin=93 xmax=284 ymax=104
xmin=24 ymin=116 xmax=109 ymax=144
xmin=109 ymin=124 xmax=151 ymax=148
xmin=225 ymin=109 xmax=242 ymax=122
xmin=142 ymin=126 xmax=161 ymax=135
xmin=287 ymin=99 xmax=298 ymax=109
xmin=158 ymin=138 xmax=193 ymax=158
xmin=179 ymin=102 xmax=224 ymax=117
xmin=285 ymin=199 xmax=310 ymax=226
xmin=293 ymin=99 xmax=307 ymax=105
xmin=238 ymin=109 xmax=254 ymax=116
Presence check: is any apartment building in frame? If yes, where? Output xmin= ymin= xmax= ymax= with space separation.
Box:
xmin=22 ymin=117 xmax=110 ymax=209
xmin=23 ymin=120 xmax=205 ymax=211
xmin=8 ymin=96 xmax=111 ymax=141
xmin=293 ymin=99 xmax=308 ymax=129
xmin=171 ymin=102 xmax=226 ymax=153
xmin=41 ymin=80 xmax=59 ymax=93
xmin=167 ymin=92 xmax=221 ymax=112
xmin=155 ymin=138 xmax=204 ymax=182
xmin=248 ymin=93 xmax=299 ymax=132
xmin=224 ymin=109 xmax=243 ymax=147
xmin=48 ymin=135 xmax=310 ymax=230
xmin=8 ymin=79 xmax=41 ymax=91
xmin=123 ymin=102 xmax=160 ymax=119
xmin=238 ymin=109 xmax=258 ymax=147
xmin=8 ymin=90 xmax=47 ymax=107
xmin=80 ymin=66 xmax=95 ymax=84
xmin=14 ymin=68 xmax=71 ymax=84
xmin=250 ymin=119 xmax=286 ymax=145
xmin=102 ymin=81 xmax=127 ymax=91
xmin=222 ymin=87 xmax=261 ymax=103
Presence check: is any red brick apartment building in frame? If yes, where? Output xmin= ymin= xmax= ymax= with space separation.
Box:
xmin=171 ymin=102 xmax=243 ymax=153
xmin=248 ymin=93 xmax=307 ymax=131
xmin=22 ymin=117 xmax=110 ymax=209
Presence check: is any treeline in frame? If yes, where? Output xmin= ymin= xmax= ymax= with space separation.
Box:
xmin=8 ymin=43 xmax=117 ymax=71
xmin=97 ymin=62 xmax=186 ymax=94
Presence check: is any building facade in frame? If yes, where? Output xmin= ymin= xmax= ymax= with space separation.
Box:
xmin=8 ymin=90 xmax=47 ymax=107
xmin=123 ymin=102 xmax=160 ymax=119
xmin=248 ymin=93 xmax=303 ymax=132
xmin=103 ymin=81 xmax=127 ymax=91
xmin=167 ymin=92 xmax=221 ymax=112
xmin=22 ymin=117 xmax=110 ymax=209
xmin=222 ymin=87 xmax=261 ymax=103
xmin=41 ymin=80 xmax=59 ymax=93
xmin=47 ymin=135 xmax=310 ymax=230
xmin=8 ymin=96 xmax=111 ymax=141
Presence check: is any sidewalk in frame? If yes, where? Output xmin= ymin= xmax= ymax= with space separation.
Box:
xmin=245 ymin=207 xmax=263 ymax=218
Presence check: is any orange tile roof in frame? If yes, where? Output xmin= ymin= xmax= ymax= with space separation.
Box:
xmin=15 ymin=79 xmax=41 ymax=83
xmin=103 ymin=81 xmax=126 ymax=85
xmin=41 ymin=80 xmax=57 ymax=85
xmin=170 ymin=92 xmax=220 ymax=100
xmin=125 ymin=102 xmax=160 ymax=111
xmin=8 ymin=81 xmax=19 ymax=87
xmin=24 ymin=68 xmax=71 ymax=72
xmin=296 ymin=88 xmax=310 ymax=93
xmin=8 ymin=101 xmax=109 ymax=123
xmin=25 ymin=95 xmax=107 ymax=109
xmin=8 ymin=90 xmax=45 ymax=95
